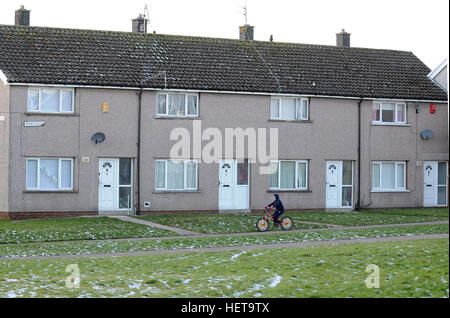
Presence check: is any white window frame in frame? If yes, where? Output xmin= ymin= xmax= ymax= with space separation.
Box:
xmin=26 ymin=158 xmax=74 ymax=191
xmin=371 ymin=161 xmax=407 ymax=191
xmin=372 ymin=102 xmax=407 ymax=125
xmin=269 ymin=160 xmax=308 ymax=190
xmin=156 ymin=92 xmax=199 ymax=117
xmin=270 ymin=97 xmax=309 ymax=121
xmin=155 ymin=159 xmax=198 ymax=191
xmin=27 ymin=88 xmax=75 ymax=113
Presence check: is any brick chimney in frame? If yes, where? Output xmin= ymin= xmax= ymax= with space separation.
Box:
xmin=336 ymin=29 xmax=351 ymax=47
xmin=239 ymin=24 xmax=254 ymax=41
xmin=15 ymin=5 xmax=30 ymax=26
xmin=132 ymin=14 xmax=148 ymax=33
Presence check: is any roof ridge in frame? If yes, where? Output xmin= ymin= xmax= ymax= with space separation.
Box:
xmin=0 ymin=24 xmax=413 ymax=54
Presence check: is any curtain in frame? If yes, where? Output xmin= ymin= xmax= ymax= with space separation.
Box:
xmin=187 ymin=95 xmax=198 ymax=115
xmin=281 ymin=99 xmax=296 ymax=120
xmin=396 ymin=163 xmax=405 ymax=188
xmin=280 ymin=161 xmax=295 ymax=189
xmin=41 ymin=89 xmax=59 ymax=112
xmin=185 ymin=161 xmax=197 ymax=189
xmin=372 ymin=163 xmax=380 ymax=188
xmin=297 ymin=162 xmax=306 ymax=188
xmin=40 ymin=159 xmax=59 ymax=190
xmin=168 ymin=94 xmax=185 ymax=116
xmin=167 ymin=160 xmax=184 ymax=189
xmin=269 ymin=162 xmax=279 ymax=188
xmin=270 ymin=99 xmax=279 ymax=119
xmin=61 ymin=90 xmax=73 ymax=112
xmin=396 ymin=104 xmax=405 ymax=122
xmin=28 ymin=89 xmax=39 ymax=111
xmin=26 ymin=160 xmax=38 ymax=188
xmin=372 ymin=103 xmax=380 ymax=121
xmin=61 ymin=160 xmax=72 ymax=189
xmin=381 ymin=163 xmax=395 ymax=189
xmin=155 ymin=161 xmax=166 ymax=189
xmin=157 ymin=94 xmax=167 ymax=115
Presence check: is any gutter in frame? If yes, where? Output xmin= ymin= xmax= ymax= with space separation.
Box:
xmin=6 ymin=82 xmax=448 ymax=103
xmin=136 ymin=89 xmax=143 ymax=215
xmin=356 ymin=98 xmax=363 ymax=211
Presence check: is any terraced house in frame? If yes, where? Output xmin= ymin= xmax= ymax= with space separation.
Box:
xmin=0 ymin=7 xmax=448 ymax=219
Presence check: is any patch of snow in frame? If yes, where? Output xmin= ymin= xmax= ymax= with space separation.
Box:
xmin=269 ymin=274 xmax=282 ymax=288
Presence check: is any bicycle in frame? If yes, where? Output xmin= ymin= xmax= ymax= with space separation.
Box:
xmin=255 ymin=206 xmax=294 ymax=232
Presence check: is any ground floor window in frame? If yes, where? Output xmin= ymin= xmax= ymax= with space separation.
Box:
xmin=270 ymin=160 xmax=308 ymax=190
xmin=155 ymin=159 xmax=198 ymax=190
xmin=26 ymin=158 xmax=73 ymax=190
xmin=372 ymin=161 xmax=406 ymax=191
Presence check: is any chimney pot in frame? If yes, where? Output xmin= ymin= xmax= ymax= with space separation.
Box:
xmin=15 ymin=5 xmax=30 ymax=26
xmin=132 ymin=14 xmax=148 ymax=33
xmin=336 ymin=29 xmax=351 ymax=47
xmin=239 ymin=24 xmax=254 ymax=41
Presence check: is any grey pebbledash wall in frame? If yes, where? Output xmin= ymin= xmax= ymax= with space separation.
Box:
xmin=4 ymin=84 xmax=448 ymax=215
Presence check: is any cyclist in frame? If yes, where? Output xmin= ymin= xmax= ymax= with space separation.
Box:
xmin=266 ymin=193 xmax=284 ymax=226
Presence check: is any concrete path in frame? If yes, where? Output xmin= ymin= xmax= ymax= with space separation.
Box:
xmin=107 ymin=215 xmax=200 ymax=236
xmin=97 ymin=220 xmax=448 ymax=242
xmin=3 ymin=233 xmax=447 ymax=260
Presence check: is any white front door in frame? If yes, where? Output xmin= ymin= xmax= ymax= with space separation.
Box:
xmin=424 ymin=161 xmax=448 ymax=207
xmin=326 ymin=161 xmax=341 ymax=208
xmin=325 ymin=160 xmax=354 ymax=209
xmin=218 ymin=160 xmax=249 ymax=210
xmin=99 ymin=159 xmax=117 ymax=211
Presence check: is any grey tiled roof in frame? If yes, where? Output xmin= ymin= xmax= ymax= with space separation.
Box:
xmin=0 ymin=24 xmax=447 ymax=101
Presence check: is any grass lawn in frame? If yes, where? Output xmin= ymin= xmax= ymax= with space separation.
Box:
xmin=134 ymin=214 xmax=327 ymax=234
xmin=0 ymin=238 xmax=448 ymax=298
xmin=288 ymin=210 xmax=447 ymax=226
xmin=360 ymin=208 xmax=449 ymax=218
xmin=0 ymin=223 xmax=447 ymax=258
xmin=0 ymin=217 xmax=178 ymax=244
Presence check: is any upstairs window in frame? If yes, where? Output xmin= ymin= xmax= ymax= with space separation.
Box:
xmin=372 ymin=102 xmax=406 ymax=124
xmin=27 ymin=88 xmax=74 ymax=113
xmin=270 ymin=97 xmax=309 ymax=121
xmin=157 ymin=93 xmax=198 ymax=117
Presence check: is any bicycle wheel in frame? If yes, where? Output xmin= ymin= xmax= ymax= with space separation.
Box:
xmin=280 ymin=216 xmax=294 ymax=231
xmin=256 ymin=218 xmax=269 ymax=232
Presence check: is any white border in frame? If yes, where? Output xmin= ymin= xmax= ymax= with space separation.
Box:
xmin=0 ymin=69 xmax=7 ymax=85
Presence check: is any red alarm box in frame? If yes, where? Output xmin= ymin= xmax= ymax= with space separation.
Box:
xmin=430 ymin=104 xmax=436 ymax=114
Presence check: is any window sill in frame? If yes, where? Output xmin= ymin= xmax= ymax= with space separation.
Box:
xmin=370 ymin=189 xmax=411 ymax=193
xmin=371 ymin=123 xmax=410 ymax=127
xmin=153 ymin=190 xmax=202 ymax=194
xmin=267 ymin=189 xmax=311 ymax=193
xmin=25 ymin=112 xmax=78 ymax=117
xmin=154 ymin=116 xmax=200 ymax=120
xmin=23 ymin=190 xmax=78 ymax=193
xmin=268 ymin=119 xmax=312 ymax=123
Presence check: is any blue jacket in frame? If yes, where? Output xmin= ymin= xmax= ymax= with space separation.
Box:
xmin=268 ymin=194 xmax=284 ymax=213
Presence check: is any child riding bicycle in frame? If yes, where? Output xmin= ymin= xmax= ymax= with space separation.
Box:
xmin=266 ymin=193 xmax=284 ymax=226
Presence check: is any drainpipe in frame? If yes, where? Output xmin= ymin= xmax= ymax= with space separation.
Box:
xmin=136 ymin=89 xmax=143 ymax=215
xmin=356 ymin=98 xmax=363 ymax=211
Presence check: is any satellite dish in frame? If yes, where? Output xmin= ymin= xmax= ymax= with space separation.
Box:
xmin=91 ymin=132 xmax=106 ymax=144
xmin=420 ymin=129 xmax=434 ymax=140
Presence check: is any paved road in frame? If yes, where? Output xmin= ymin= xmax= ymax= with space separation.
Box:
xmin=2 ymin=233 xmax=447 ymax=261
